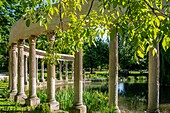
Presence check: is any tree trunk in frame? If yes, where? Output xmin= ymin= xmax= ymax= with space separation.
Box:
xmin=109 ymin=30 xmax=120 ymax=112
xmin=147 ymin=43 xmax=160 ymax=113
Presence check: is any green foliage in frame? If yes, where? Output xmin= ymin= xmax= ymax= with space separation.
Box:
xmin=83 ymin=38 xmax=109 ymax=73
xmin=83 ymin=90 xmax=111 ymax=113
xmin=0 ymin=0 xmax=25 ymax=71
xmin=55 ymin=88 xmax=73 ymax=111
xmin=160 ymin=46 xmax=170 ymax=84
xmin=37 ymin=90 xmax=47 ymax=103
xmin=118 ymin=35 xmax=147 ymax=70
xmin=55 ymin=88 xmax=115 ymax=112
xmin=34 ymin=103 xmax=50 ymax=113
xmin=0 ymin=88 xmax=8 ymax=99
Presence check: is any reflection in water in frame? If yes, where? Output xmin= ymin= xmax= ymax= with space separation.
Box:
xmin=85 ymin=81 xmax=170 ymax=112
xmin=52 ymin=80 xmax=170 ymax=112
xmin=118 ymin=82 xmax=125 ymax=95
xmin=118 ymin=82 xmax=147 ymax=112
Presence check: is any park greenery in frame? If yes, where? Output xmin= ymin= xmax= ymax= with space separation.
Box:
xmin=0 ymin=0 xmax=170 ymax=84
xmin=0 ymin=0 xmax=170 ymax=112
xmin=0 ymin=80 xmax=116 ymax=113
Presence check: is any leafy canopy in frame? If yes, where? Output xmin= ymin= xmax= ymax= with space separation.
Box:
xmin=9 ymin=0 xmax=170 ymax=58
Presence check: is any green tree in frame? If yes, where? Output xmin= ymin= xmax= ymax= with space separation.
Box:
xmin=0 ymin=0 xmax=25 ymax=71
xmin=83 ymin=37 xmax=109 ymax=73
xmin=118 ymin=35 xmax=147 ymax=70
xmin=7 ymin=0 xmax=170 ymax=112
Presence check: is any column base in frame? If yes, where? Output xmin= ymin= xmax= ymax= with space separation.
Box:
xmin=115 ymin=106 xmax=121 ymax=113
xmin=9 ymin=92 xmax=17 ymax=101
xmin=70 ymin=104 xmax=86 ymax=113
xmin=48 ymin=101 xmax=59 ymax=111
xmin=15 ymin=94 xmax=27 ymax=104
xmin=26 ymin=97 xmax=40 ymax=106
xmin=146 ymin=109 xmax=160 ymax=113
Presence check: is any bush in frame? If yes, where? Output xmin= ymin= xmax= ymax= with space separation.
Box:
xmin=55 ymin=88 xmax=73 ymax=111
xmin=83 ymin=90 xmax=110 ymax=113
xmin=34 ymin=103 xmax=50 ymax=113
xmin=37 ymin=90 xmax=47 ymax=103
xmin=0 ymin=88 xmax=9 ymax=99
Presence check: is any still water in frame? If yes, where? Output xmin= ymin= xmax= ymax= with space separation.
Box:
xmin=84 ymin=80 xmax=170 ymax=113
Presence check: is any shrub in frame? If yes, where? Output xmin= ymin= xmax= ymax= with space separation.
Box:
xmin=0 ymin=88 xmax=9 ymax=99
xmin=34 ymin=103 xmax=50 ymax=113
xmin=55 ymin=88 xmax=73 ymax=111
xmin=37 ymin=90 xmax=47 ymax=103
xmin=83 ymin=90 xmax=110 ymax=113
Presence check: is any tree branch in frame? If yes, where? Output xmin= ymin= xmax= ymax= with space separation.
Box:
xmin=83 ymin=0 xmax=94 ymax=21
xmin=143 ymin=0 xmax=169 ymax=18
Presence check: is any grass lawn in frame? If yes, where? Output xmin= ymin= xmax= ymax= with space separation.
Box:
xmin=0 ymin=81 xmax=33 ymax=113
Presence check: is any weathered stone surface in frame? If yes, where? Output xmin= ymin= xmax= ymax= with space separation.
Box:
xmin=65 ymin=61 xmax=68 ymax=81
xmin=16 ymin=39 xmax=27 ymax=104
xmin=26 ymin=36 xmax=40 ymax=106
xmin=41 ymin=61 xmax=45 ymax=82
xmin=10 ymin=43 xmax=18 ymax=101
xmin=59 ymin=61 xmax=63 ymax=80
xmin=15 ymin=94 xmax=27 ymax=104
xmin=48 ymin=101 xmax=59 ymax=111
xmin=109 ymin=33 xmax=120 ymax=112
xmin=36 ymin=58 xmax=40 ymax=83
xmin=26 ymin=97 xmax=40 ymax=106
xmin=70 ymin=105 xmax=86 ymax=113
xmin=72 ymin=61 xmax=74 ymax=80
xmin=71 ymin=49 xmax=86 ymax=113
xmin=9 ymin=93 xmax=16 ymax=101
xmin=147 ymin=46 xmax=160 ymax=113
xmin=47 ymin=32 xmax=59 ymax=111
xmin=8 ymin=46 xmax=12 ymax=91
xmin=24 ymin=55 xmax=28 ymax=85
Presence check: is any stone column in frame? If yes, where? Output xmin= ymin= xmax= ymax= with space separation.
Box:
xmin=147 ymin=45 xmax=160 ymax=113
xmin=65 ymin=61 xmax=68 ymax=81
xmin=47 ymin=31 xmax=59 ymax=111
xmin=24 ymin=55 xmax=28 ymax=85
xmin=59 ymin=61 xmax=62 ymax=80
xmin=26 ymin=36 xmax=40 ymax=106
xmin=70 ymin=49 xmax=86 ymax=113
xmin=16 ymin=39 xmax=27 ymax=104
xmin=41 ymin=60 xmax=45 ymax=82
xmin=8 ymin=46 xmax=12 ymax=91
xmin=72 ymin=61 xmax=74 ymax=80
xmin=9 ymin=43 xmax=18 ymax=101
xmin=36 ymin=57 xmax=39 ymax=83
xmin=109 ymin=32 xmax=120 ymax=112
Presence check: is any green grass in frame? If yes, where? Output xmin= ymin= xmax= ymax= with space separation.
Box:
xmin=0 ymin=81 xmax=33 ymax=113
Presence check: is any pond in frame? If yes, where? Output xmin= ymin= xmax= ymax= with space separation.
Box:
xmin=83 ymin=79 xmax=170 ymax=113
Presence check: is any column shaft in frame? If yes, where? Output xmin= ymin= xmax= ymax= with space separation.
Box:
xmin=26 ymin=36 xmax=40 ymax=106
xmin=16 ymin=39 xmax=27 ymax=104
xmin=41 ymin=60 xmax=45 ymax=82
xmin=109 ymin=32 xmax=120 ymax=112
xmin=36 ymin=57 xmax=39 ymax=83
xmin=24 ymin=55 xmax=28 ymax=85
xmin=47 ymin=31 xmax=59 ymax=111
xmin=47 ymin=64 xmax=56 ymax=102
xmin=65 ymin=61 xmax=68 ymax=81
xmin=8 ymin=46 xmax=12 ymax=91
xmin=70 ymin=49 xmax=86 ymax=113
xmin=72 ymin=61 xmax=74 ymax=80
xmin=10 ymin=43 xmax=17 ymax=100
xmin=59 ymin=61 xmax=62 ymax=80
xmin=148 ymin=45 xmax=160 ymax=113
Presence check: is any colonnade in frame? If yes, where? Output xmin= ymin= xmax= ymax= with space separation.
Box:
xmin=8 ymin=33 xmax=83 ymax=112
